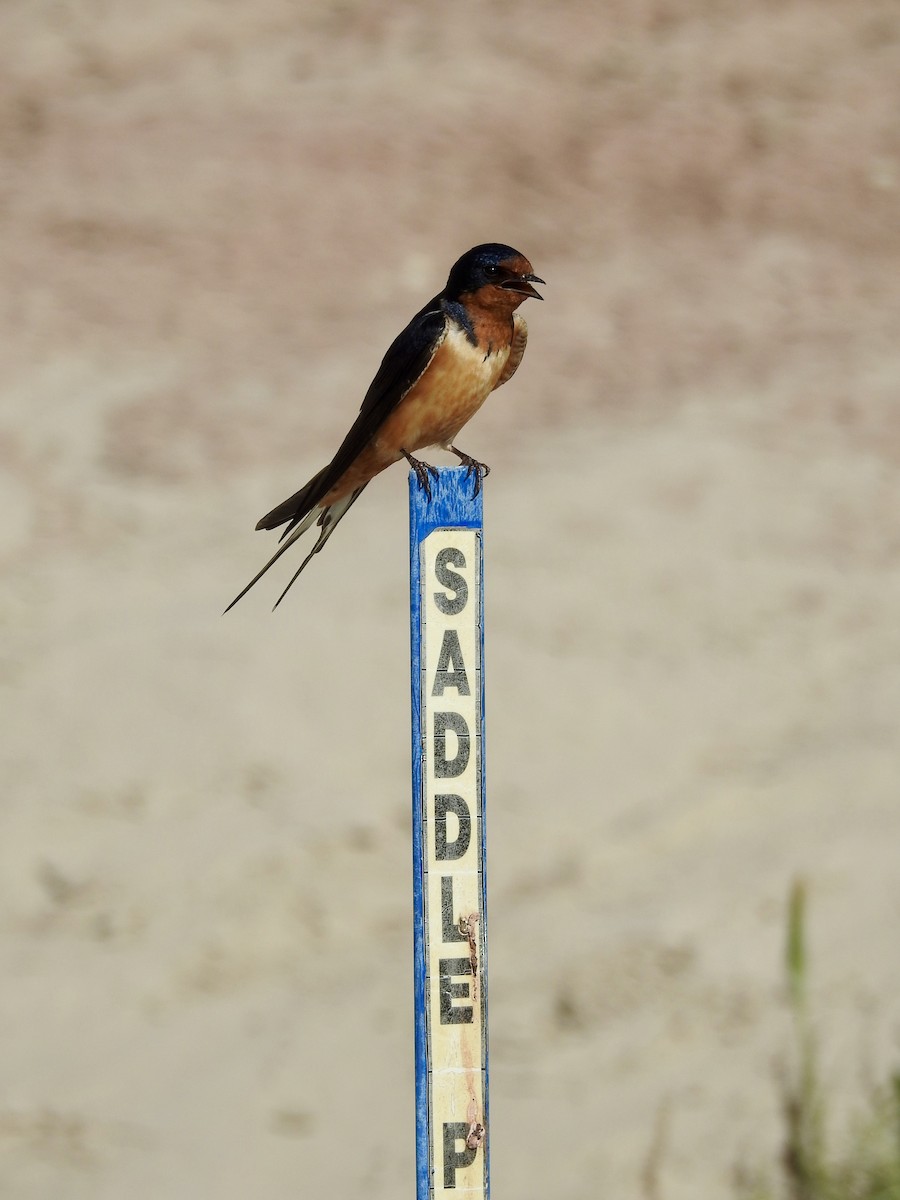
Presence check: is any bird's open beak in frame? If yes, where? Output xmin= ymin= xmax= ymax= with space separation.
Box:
xmin=501 ymin=272 xmax=545 ymax=300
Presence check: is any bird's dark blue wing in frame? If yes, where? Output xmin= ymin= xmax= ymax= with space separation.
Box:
xmin=356 ymin=297 xmax=447 ymax=429
xmin=256 ymin=300 xmax=448 ymax=532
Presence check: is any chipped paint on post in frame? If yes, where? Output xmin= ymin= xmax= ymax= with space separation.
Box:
xmin=410 ymin=469 xmax=489 ymax=1200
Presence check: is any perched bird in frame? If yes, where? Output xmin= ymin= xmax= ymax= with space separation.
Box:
xmin=226 ymin=242 xmax=544 ymax=611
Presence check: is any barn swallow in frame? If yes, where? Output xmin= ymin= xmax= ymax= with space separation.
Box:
xmin=226 ymin=242 xmax=544 ymax=611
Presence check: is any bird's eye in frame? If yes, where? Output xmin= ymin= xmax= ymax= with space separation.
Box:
xmin=485 ymin=264 xmax=500 ymax=278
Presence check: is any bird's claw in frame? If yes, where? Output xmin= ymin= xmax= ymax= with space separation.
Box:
xmin=404 ymin=452 xmax=440 ymax=501
xmin=465 ymin=460 xmax=489 ymax=499
xmin=405 ymin=448 xmax=489 ymax=501
xmin=451 ymin=450 xmax=490 ymax=498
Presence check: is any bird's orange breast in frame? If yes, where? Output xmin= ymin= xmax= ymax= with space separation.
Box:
xmin=376 ymin=324 xmax=510 ymax=455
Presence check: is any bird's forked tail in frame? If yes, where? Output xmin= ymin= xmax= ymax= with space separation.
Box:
xmin=224 ymin=485 xmax=367 ymax=612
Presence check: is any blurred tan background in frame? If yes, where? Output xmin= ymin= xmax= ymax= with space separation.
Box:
xmin=2 ymin=1 xmax=900 ymax=1196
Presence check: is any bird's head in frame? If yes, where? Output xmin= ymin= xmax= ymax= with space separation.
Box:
xmin=445 ymin=243 xmax=545 ymax=309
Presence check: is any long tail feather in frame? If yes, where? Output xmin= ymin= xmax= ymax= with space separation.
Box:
xmin=224 ymin=509 xmax=319 ymax=613
xmin=225 ymin=484 xmax=368 ymax=613
xmin=271 ymin=486 xmax=366 ymax=610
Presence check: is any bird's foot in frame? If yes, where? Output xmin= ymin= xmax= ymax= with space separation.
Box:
xmin=449 ymin=446 xmax=490 ymax=498
xmin=403 ymin=450 xmax=440 ymax=501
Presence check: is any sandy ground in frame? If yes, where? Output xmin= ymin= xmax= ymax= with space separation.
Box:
xmin=2 ymin=2 xmax=900 ymax=1197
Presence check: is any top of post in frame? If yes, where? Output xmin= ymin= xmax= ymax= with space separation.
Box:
xmin=408 ymin=467 xmax=484 ymax=542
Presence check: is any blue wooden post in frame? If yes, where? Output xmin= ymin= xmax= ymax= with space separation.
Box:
xmin=409 ymin=467 xmax=489 ymax=1199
